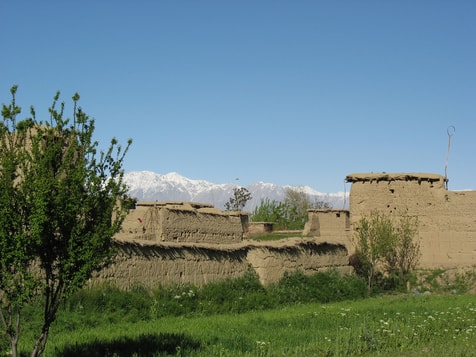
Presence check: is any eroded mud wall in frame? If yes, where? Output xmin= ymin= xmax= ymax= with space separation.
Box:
xmin=95 ymin=242 xmax=250 ymax=288
xmin=115 ymin=202 xmax=246 ymax=244
xmin=246 ymin=240 xmax=352 ymax=285
xmin=156 ymin=205 xmax=244 ymax=243
xmin=93 ymin=239 xmax=350 ymax=288
xmin=346 ymin=173 xmax=476 ymax=268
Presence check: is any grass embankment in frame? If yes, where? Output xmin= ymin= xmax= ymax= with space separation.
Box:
xmin=13 ymin=270 xmax=476 ymax=356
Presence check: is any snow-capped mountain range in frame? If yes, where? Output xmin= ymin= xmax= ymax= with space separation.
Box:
xmin=124 ymin=171 xmax=348 ymax=211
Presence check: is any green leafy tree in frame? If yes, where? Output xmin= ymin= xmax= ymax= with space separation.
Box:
xmin=382 ymin=213 xmax=420 ymax=287
xmin=252 ymin=189 xmax=330 ymax=230
xmin=0 ymin=86 xmax=131 ymax=357
xmin=283 ymin=188 xmax=308 ymax=229
xmin=353 ymin=210 xmax=395 ymax=291
xmin=353 ymin=210 xmax=420 ymax=291
xmin=251 ymin=198 xmax=287 ymax=229
xmin=224 ymin=187 xmax=252 ymax=211
xmin=283 ymin=188 xmax=331 ymax=230
xmin=0 ymin=87 xmax=36 ymax=357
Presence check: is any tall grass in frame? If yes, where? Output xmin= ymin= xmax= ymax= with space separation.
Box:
xmin=60 ymin=269 xmax=368 ymax=319
xmin=37 ymin=294 xmax=476 ymax=356
xmin=10 ymin=269 xmax=476 ymax=356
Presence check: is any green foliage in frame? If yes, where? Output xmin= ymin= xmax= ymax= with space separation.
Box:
xmin=148 ymin=268 xmax=271 ymax=317
xmin=271 ymin=270 xmax=368 ymax=304
xmin=385 ymin=213 xmax=421 ymax=284
xmin=283 ymin=187 xmax=330 ymax=230
xmin=198 ymin=268 xmax=271 ymax=314
xmin=412 ymin=267 xmax=476 ymax=294
xmin=122 ymin=195 xmax=138 ymax=210
xmin=353 ymin=210 xmax=421 ymax=292
xmin=58 ymin=269 xmax=367 ymax=324
xmin=251 ymin=188 xmax=331 ymax=230
xmin=149 ymin=283 xmax=200 ymax=318
xmin=443 ymin=268 xmax=476 ymax=293
xmin=21 ymin=288 xmax=476 ymax=356
xmin=250 ymin=198 xmax=287 ymax=229
xmin=224 ymin=187 xmax=252 ymax=211
xmin=0 ymin=86 xmax=131 ymax=356
xmin=63 ymin=283 xmax=151 ymax=323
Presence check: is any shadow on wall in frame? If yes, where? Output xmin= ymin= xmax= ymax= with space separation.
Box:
xmin=97 ymin=238 xmax=351 ymax=289
xmin=115 ymin=240 xmax=249 ymax=262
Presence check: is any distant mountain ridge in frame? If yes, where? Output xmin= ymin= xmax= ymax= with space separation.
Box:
xmin=124 ymin=171 xmax=348 ymax=211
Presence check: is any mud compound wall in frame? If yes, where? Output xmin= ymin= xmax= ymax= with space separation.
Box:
xmin=107 ymin=203 xmax=352 ymax=288
xmin=93 ymin=238 xmax=351 ymax=288
xmin=303 ymin=209 xmax=351 ymax=244
xmin=115 ymin=202 xmax=247 ymax=244
xmin=346 ymin=173 xmax=476 ymax=268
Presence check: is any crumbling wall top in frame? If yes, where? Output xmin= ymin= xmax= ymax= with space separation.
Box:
xmin=136 ymin=201 xmax=214 ymax=209
xmin=345 ymin=172 xmax=446 ymax=184
xmin=306 ymin=209 xmax=349 ymax=213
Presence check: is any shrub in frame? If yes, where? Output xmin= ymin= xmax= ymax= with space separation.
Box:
xmin=272 ymin=270 xmax=314 ymax=304
xmin=412 ymin=267 xmax=476 ymax=294
xmin=271 ymin=270 xmax=368 ymax=305
xmin=353 ymin=210 xmax=420 ymax=292
xmin=62 ymin=283 xmax=152 ymax=322
xmin=150 ymin=283 xmax=199 ymax=318
xmin=55 ymin=269 xmax=369 ymax=324
xmin=198 ymin=268 xmax=271 ymax=314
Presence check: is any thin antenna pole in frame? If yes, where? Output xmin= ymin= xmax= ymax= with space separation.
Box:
xmin=444 ymin=125 xmax=455 ymax=189
xmin=343 ymin=180 xmax=347 ymax=210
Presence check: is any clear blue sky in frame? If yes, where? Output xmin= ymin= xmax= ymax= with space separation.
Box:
xmin=2 ymin=1 xmax=475 ymax=193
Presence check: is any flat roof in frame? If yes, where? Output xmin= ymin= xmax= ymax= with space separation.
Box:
xmin=345 ymin=172 xmax=446 ymax=183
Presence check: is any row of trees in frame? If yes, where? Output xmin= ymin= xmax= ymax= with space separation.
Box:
xmin=223 ymin=186 xmax=332 ymax=231
xmin=251 ymin=188 xmax=330 ymax=230
xmin=0 ymin=86 xmax=131 ymax=356
xmin=224 ymin=185 xmax=331 ymax=230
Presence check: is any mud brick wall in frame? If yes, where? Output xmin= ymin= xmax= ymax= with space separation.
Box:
xmin=346 ymin=173 xmax=476 ymax=268
xmin=93 ymin=238 xmax=350 ymax=288
xmin=116 ymin=202 xmax=247 ymax=244
xmin=303 ymin=209 xmax=351 ymax=244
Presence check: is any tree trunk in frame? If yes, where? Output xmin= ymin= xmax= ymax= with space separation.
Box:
xmin=10 ymin=338 xmax=18 ymax=357
xmin=2 ymin=311 xmax=20 ymax=357
xmin=31 ymin=330 xmax=49 ymax=357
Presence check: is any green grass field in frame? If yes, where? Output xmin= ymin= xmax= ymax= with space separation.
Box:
xmin=16 ymin=293 xmax=476 ymax=357
xmin=7 ymin=269 xmax=476 ymax=356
